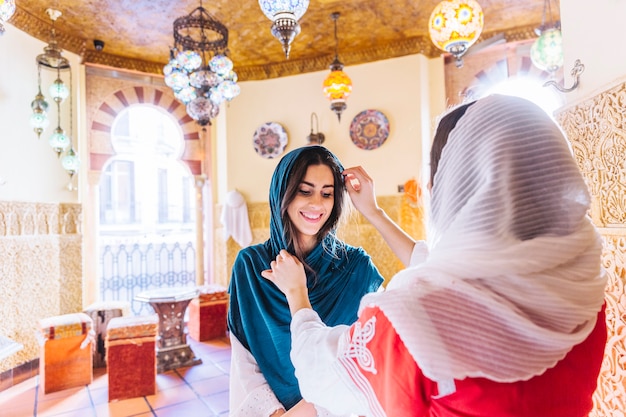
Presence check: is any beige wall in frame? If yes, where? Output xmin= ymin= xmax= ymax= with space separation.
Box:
xmin=219 ymin=54 xmax=445 ymax=204
xmin=561 ymin=0 xmax=626 ymax=105
xmin=0 ymin=23 xmax=81 ymax=203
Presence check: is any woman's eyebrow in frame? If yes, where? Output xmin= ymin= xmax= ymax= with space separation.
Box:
xmin=301 ymin=180 xmax=334 ymax=188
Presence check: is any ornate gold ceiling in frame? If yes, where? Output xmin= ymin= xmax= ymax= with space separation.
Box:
xmin=10 ymin=0 xmax=554 ymax=81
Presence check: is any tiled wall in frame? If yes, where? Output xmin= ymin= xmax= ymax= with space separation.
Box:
xmin=0 ymin=202 xmax=82 ymax=384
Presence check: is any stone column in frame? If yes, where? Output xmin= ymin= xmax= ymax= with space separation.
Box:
xmin=194 ymin=175 xmax=207 ymax=286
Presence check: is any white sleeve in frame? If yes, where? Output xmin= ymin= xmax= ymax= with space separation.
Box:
xmin=229 ymin=333 xmax=285 ymax=417
xmin=409 ymin=240 xmax=429 ymax=266
xmin=290 ymin=309 xmax=370 ymax=417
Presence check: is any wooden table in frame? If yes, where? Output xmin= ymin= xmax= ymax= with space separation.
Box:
xmin=135 ymin=287 xmax=202 ymax=373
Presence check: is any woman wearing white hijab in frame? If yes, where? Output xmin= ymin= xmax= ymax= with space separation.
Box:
xmin=262 ymin=94 xmax=607 ymax=417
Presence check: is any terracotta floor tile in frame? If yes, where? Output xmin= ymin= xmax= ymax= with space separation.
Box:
xmin=0 ymin=337 xmax=232 ymax=417
xmin=94 ymin=396 xmax=152 ymax=417
xmin=37 ymin=388 xmax=93 ymax=416
xmin=145 ymin=383 xmax=197 ymax=410
xmin=189 ymin=374 xmax=229 ymax=397
xmin=153 ymin=398 xmax=213 ymax=416
xmin=202 ymin=390 xmax=229 ymax=415
xmin=174 ymin=362 xmax=224 ymax=383
xmin=155 ymin=372 xmax=185 ymax=391
xmin=87 ymin=386 xmax=110 ymax=406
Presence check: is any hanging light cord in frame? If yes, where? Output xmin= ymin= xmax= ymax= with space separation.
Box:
xmin=332 ymin=13 xmax=339 ymax=60
xmin=37 ymin=65 xmax=43 ymax=94
xmin=69 ymin=65 xmax=73 ymax=151
xmin=541 ymin=0 xmax=556 ymax=29
xmin=56 ymin=66 xmax=61 ymax=129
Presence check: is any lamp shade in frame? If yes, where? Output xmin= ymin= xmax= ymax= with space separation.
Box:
xmin=163 ymin=4 xmax=240 ymax=127
xmin=0 ymin=0 xmax=16 ymax=22
xmin=49 ymin=78 xmax=70 ymax=103
xmin=30 ymin=110 xmax=50 ymax=137
xmin=323 ymin=69 xmax=352 ymax=102
xmin=258 ymin=0 xmax=309 ymax=58
xmin=258 ymin=0 xmax=309 ymax=21
xmin=323 ymin=67 xmax=352 ymax=122
xmin=429 ymin=0 xmax=484 ymax=58
xmin=49 ymin=127 xmax=70 ymax=155
xmin=530 ymin=27 xmax=563 ymax=73
xmin=61 ymin=148 xmax=80 ymax=176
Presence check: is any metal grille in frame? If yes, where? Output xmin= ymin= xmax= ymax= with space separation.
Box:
xmin=99 ymin=237 xmax=196 ymax=315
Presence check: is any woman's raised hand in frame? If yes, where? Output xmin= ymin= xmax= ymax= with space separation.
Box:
xmin=342 ymin=166 xmax=380 ymax=219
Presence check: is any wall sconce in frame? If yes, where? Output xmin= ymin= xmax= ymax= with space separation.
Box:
xmin=306 ymin=113 xmax=325 ymax=145
xmin=543 ymin=59 xmax=584 ymax=93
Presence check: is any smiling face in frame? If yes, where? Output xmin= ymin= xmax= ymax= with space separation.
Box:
xmin=286 ymin=164 xmax=335 ymax=254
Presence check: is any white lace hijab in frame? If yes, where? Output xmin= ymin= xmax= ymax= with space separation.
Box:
xmin=361 ymin=94 xmax=607 ymax=383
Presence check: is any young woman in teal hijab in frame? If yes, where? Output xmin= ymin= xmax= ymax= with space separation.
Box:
xmin=228 ymin=145 xmax=384 ymax=416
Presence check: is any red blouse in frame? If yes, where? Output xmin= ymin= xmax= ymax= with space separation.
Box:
xmin=342 ymin=304 xmax=606 ymax=417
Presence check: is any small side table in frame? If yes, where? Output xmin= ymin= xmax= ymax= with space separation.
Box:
xmin=135 ymin=287 xmax=202 ymax=373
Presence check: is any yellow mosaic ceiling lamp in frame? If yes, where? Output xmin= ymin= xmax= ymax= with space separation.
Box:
xmin=429 ymin=0 xmax=484 ymax=68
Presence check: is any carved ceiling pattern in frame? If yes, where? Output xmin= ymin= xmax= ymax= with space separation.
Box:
xmin=11 ymin=1 xmax=550 ymax=80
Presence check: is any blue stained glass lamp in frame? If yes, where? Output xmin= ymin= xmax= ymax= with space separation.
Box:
xmin=258 ymin=0 xmax=310 ymax=58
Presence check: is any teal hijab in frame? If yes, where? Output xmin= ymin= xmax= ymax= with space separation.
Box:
xmin=228 ymin=146 xmax=384 ymax=409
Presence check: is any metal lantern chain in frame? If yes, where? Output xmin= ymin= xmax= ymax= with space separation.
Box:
xmin=29 ymin=8 xmax=80 ymax=189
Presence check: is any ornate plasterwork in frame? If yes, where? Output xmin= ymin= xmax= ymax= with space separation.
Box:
xmin=0 ymin=202 xmax=82 ymax=374
xmin=591 ymin=232 xmax=626 ymax=415
xmin=557 ymin=83 xmax=626 ymax=228
xmin=557 ymin=82 xmax=626 ymax=416
xmin=0 ymin=202 xmax=81 ymax=236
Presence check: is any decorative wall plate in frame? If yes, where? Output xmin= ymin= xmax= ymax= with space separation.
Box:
xmin=349 ymin=109 xmax=390 ymax=150
xmin=253 ymin=122 xmax=288 ymax=158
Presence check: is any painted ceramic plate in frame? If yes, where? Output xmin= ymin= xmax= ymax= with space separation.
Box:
xmin=349 ymin=109 xmax=390 ymax=150
xmin=253 ymin=122 xmax=288 ymax=158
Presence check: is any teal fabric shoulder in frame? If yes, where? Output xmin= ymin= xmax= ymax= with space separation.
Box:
xmin=228 ymin=239 xmax=383 ymax=409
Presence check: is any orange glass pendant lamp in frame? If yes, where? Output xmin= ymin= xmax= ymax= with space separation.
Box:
xmin=322 ymin=12 xmax=352 ymax=122
xmin=429 ymin=0 xmax=484 ymax=66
